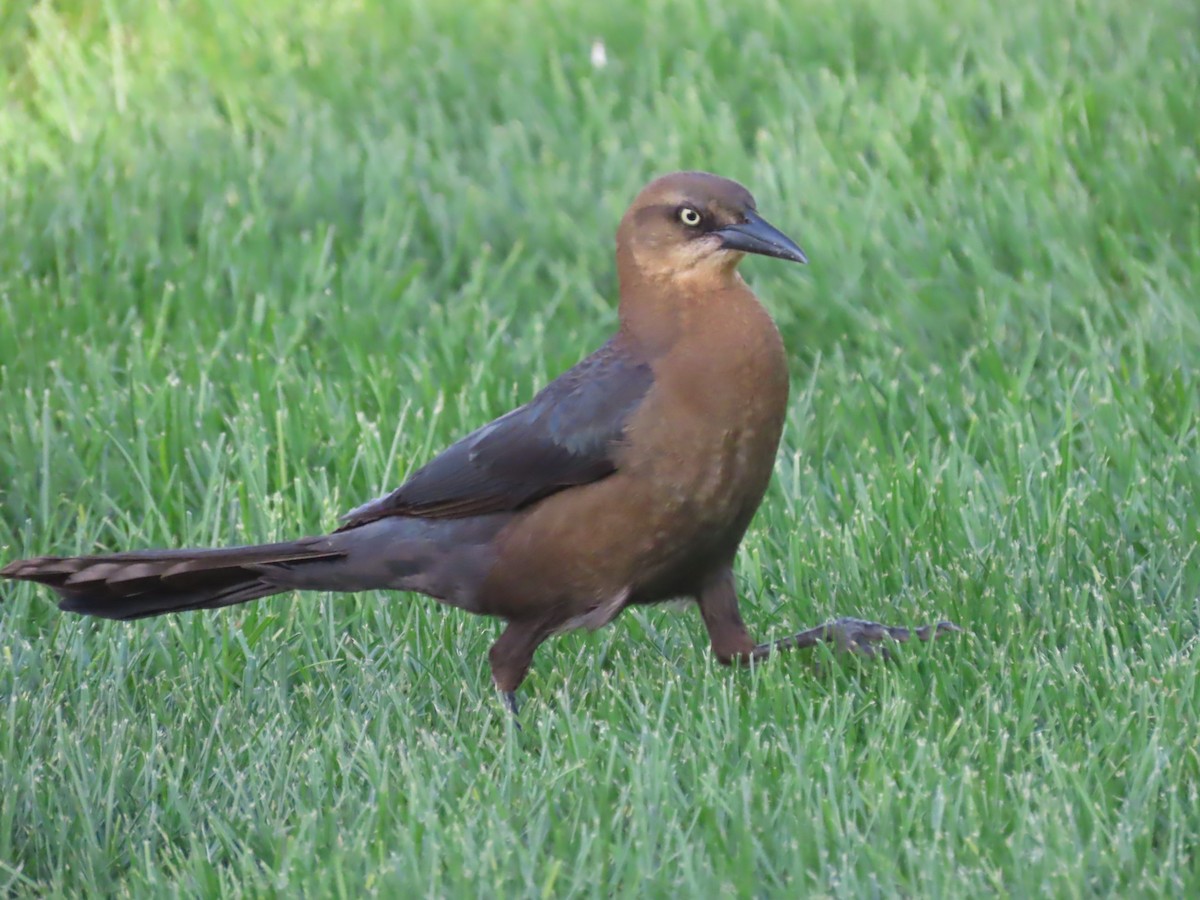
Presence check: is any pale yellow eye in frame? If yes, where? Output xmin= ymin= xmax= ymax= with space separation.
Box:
xmin=678 ymin=207 xmax=702 ymax=227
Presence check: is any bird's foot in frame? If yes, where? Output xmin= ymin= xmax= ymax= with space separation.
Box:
xmin=749 ymin=616 xmax=961 ymax=662
xmin=820 ymin=617 xmax=962 ymax=659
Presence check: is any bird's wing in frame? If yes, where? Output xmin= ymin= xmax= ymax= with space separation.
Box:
xmin=336 ymin=340 xmax=653 ymax=529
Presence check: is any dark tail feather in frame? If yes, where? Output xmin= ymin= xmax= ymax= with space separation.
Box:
xmin=0 ymin=538 xmax=345 ymax=620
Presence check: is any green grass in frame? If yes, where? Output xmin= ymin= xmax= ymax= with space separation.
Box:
xmin=2 ymin=0 xmax=1198 ymax=895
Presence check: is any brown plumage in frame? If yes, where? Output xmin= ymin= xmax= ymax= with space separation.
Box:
xmin=2 ymin=172 xmax=957 ymax=713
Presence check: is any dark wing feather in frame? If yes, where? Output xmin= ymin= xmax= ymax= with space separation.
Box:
xmin=337 ymin=339 xmax=653 ymax=530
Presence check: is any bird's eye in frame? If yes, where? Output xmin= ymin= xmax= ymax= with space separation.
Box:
xmin=678 ymin=206 xmax=702 ymax=227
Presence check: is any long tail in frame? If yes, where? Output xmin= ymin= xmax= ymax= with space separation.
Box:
xmin=0 ymin=537 xmax=345 ymax=620
xmin=2 ymin=516 xmax=507 ymax=620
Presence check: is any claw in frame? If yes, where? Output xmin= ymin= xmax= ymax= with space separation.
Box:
xmin=913 ymin=620 xmax=964 ymax=641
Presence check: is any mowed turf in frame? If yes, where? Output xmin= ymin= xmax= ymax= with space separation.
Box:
xmin=1 ymin=0 xmax=1198 ymax=895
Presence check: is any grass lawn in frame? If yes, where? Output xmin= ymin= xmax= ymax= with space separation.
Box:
xmin=2 ymin=0 xmax=1198 ymax=895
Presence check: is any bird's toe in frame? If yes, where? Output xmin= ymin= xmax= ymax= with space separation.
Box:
xmin=828 ymin=616 xmax=960 ymax=657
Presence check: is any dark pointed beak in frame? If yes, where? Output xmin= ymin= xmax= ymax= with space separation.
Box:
xmin=715 ymin=210 xmax=808 ymax=264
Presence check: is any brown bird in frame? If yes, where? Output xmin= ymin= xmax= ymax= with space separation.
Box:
xmin=2 ymin=172 xmax=957 ymax=713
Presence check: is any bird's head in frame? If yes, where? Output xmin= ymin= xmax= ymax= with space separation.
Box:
xmin=616 ymin=171 xmax=807 ymax=287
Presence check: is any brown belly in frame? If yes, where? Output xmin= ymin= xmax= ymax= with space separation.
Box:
xmin=478 ymin=404 xmax=781 ymax=621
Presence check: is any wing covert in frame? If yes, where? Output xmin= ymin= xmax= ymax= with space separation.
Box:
xmin=337 ymin=340 xmax=652 ymax=530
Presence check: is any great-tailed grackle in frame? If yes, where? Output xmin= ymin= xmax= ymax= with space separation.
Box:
xmin=2 ymin=172 xmax=958 ymax=712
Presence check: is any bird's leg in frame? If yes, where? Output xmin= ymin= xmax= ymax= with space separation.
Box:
xmin=696 ymin=567 xmax=960 ymax=666
xmin=489 ymin=620 xmax=547 ymax=719
xmin=503 ymin=690 xmax=520 ymax=717
xmin=696 ymin=567 xmax=759 ymax=664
